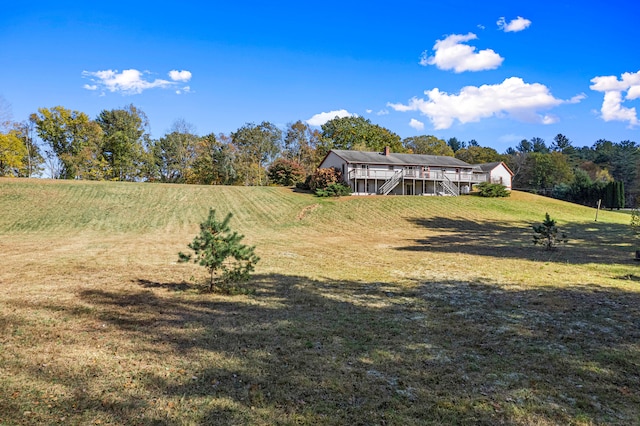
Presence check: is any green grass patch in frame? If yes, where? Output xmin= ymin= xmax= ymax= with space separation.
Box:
xmin=1 ymin=178 xmax=639 ymax=425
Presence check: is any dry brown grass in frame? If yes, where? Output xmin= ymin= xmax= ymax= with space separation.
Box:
xmin=1 ymin=178 xmax=639 ymax=425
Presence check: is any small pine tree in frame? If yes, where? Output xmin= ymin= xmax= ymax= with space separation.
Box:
xmin=604 ymin=181 xmax=615 ymax=209
xmin=603 ymin=180 xmax=625 ymax=209
xmin=532 ymin=213 xmax=568 ymax=251
xmin=617 ymin=181 xmax=625 ymax=209
xmin=178 ymin=209 xmax=259 ymax=292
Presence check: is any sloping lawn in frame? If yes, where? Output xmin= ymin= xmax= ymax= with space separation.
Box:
xmin=1 ymin=178 xmax=638 ymax=425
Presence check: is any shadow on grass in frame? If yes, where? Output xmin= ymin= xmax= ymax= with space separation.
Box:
xmin=2 ymin=274 xmax=639 ymax=425
xmin=615 ymin=273 xmax=640 ymax=282
xmin=135 ymin=278 xmax=191 ymax=292
xmin=398 ymin=216 xmax=637 ymax=265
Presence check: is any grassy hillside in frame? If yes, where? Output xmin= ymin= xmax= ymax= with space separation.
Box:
xmin=1 ymin=178 xmax=638 ymax=425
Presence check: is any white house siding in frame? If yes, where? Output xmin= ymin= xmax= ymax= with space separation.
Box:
xmin=488 ymin=164 xmax=513 ymax=190
xmin=321 ymin=151 xmax=349 ymax=177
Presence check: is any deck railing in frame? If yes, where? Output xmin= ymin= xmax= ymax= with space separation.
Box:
xmin=349 ymin=168 xmax=488 ymax=183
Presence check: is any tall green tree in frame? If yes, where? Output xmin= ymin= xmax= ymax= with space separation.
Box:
xmin=403 ymin=135 xmax=454 ymax=156
xmin=603 ymin=181 xmax=625 ymax=209
xmin=96 ymin=104 xmax=149 ymax=181
xmin=592 ymin=139 xmax=615 ymax=164
xmin=609 ymin=140 xmax=638 ymax=205
xmin=551 ymin=133 xmax=574 ymax=155
xmin=446 ymin=137 xmax=465 ymax=153
xmin=515 ymin=139 xmax=533 ymax=153
xmin=190 ymin=133 xmax=238 ymax=185
xmin=232 ymin=122 xmax=282 ymax=186
xmin=33 ymin=106 xmax=103 ymax=179
xmin=319 ymin=116 xmax=403 ymax=155
xmin=152 ymin=119 xmax=200 ymax=183
xmin=515 ymin=151 xmax=573 ymax=191
xmin=455 ymin=146 xmax=504 ymax=164
xmin=531 ymin=137 xmax=549 ymax=153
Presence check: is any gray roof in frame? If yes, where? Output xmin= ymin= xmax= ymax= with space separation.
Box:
xmin=331 ymin=149 xmax=474 ymax=168
xmin=476 ymin=162 xmax=514 ymax=175
xmin=476 ymin=161 xmax=502 ymax=172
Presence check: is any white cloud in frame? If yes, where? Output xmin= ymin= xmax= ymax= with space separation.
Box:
xmin=387 ymin=77 xmax=582 ymax=129
xmin=366 ymin=109 xmax=373 ymax=114
xmin=628 ymin=85 xmax=640 ymax=100
xmin=176 ymin=86 xmax=192 ymax=95
xmin=169 ymin=70 xmax=192 ymax=82
xmin=590 ymin=71 xmax=640 ymax=127
xmin=409 ymin=119 xmax=425 ymax=131
xmin=306 ymin=109 xmax=355 ymax=126
xmin=420 ymin=33 xmax=504 ymax=73
xmin=497 ymin=16 xmax=532 ymax=32
xmin=376 ymin=109 xmax=389 ymax=116
xmin=82 ymin=69 xmax=192 ymax=95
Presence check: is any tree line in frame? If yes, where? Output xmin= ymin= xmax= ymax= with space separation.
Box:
xmin=1 ymin=102 xmax=637 ymax=207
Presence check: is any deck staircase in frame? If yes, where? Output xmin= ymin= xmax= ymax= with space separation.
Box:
xmin=378 ymin=170 xmax=403 ymax=195
xmin=439 ymin=175 xmax=459 ymax=196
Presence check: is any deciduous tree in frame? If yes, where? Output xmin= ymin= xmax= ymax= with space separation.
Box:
xmin=283 ymin=121 xmax=321 ymax=175
xmin=152 ymin=119 xmax=199 ymax=183
xmin=190 ymin=133 xmax=238 ymax=185
xmin=403 ymin=135 xmax=454 ymax=156
xmin=320 ymin=116 xmax=403 ymax=155
xmin=455 ymin=146 xmax=504 ymax=164
xmin=515 ymin=152 xmax=573 ymax=191
xmin=33 ymin=106 xmax=103 ymax=179
xmin=267 ymin=158 xmax=306 ymax=186
xmin=96 ymin=104 xmax=149 ymax=181
xmin=0 ymin=131 xmax=27 ymax=176
xmin=232 ymin=122 xmax=282 ymax=186
xmin=10 ymin=118 xmax=44 ymax=177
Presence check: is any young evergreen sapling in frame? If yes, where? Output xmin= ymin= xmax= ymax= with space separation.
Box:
xmin=179 ymin=209 xmax=259 ymax=292
xmin=532 ymin=213 xmax=568 ymax=251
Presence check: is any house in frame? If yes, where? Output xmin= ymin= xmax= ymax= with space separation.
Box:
xmin=317 ymin=147 xmax=512 ymax=196
xmin=475 ymin=161 xmax=514 ymax=190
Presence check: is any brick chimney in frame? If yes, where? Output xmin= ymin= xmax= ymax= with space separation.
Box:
xmin=383 ymin=146 xmax=390 ymax=156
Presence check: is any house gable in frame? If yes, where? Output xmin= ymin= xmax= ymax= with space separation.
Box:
xmin=476 ymin=161 xmax=513 ymax=190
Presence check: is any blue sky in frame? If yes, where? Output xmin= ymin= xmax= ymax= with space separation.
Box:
xmin=1 ymin=0 xmax=639 ymax=153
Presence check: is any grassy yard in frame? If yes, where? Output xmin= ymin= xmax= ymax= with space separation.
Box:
xmin=0 ymin=178 xmax=639 ymax=425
